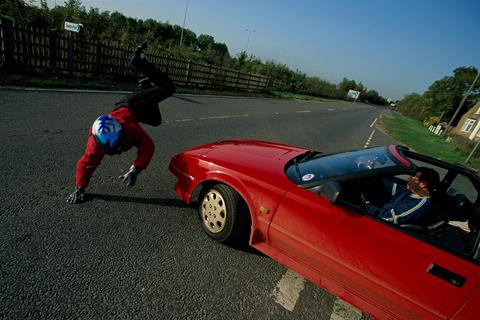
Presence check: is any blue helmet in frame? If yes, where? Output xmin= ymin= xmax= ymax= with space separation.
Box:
xmin=92 ymin=115 xmax=123 ymax=153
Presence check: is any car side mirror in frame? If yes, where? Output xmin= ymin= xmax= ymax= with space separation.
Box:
xmin=317 ymin=181 xmax=342 ymax=204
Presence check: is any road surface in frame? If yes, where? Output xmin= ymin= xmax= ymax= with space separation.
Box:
xmin=0 ymin=88 xmax=393 ymax=319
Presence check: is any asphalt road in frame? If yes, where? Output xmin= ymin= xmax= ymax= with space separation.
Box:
xmin=0 ymin=88 xmax=394 ymax=320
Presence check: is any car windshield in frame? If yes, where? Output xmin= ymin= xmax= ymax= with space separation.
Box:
xmin=286 ymin=147 xmax=399 ymax=185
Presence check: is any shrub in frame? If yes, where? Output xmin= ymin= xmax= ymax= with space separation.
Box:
xmin=423 ymin=116 xmax=440 ymax=127
xmin=449 ymin=134 xmax=479 ymax=159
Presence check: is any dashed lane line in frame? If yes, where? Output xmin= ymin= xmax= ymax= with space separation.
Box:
xmin=198 ymin=114 xmax=248 ymax=120
xmin=271 ymin=270 xmax=364 ymax=319
xmin=171 ymin=106 xmax=352 ymax=123
xmin=272 ymin=269 xmax=306 ymax=312
xmin=174 ymin=118 xmax=194 ymax=122
xmin=329 ymin=298 xmax=362 ymax=320
xmin=173 ymin=114 xmax=249 ymax=122
xmin=364 ymin=129 xmax=376 ymax=149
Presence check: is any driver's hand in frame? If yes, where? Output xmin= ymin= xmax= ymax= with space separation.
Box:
xmin=360 ymin=192 xmax=370 ymax=206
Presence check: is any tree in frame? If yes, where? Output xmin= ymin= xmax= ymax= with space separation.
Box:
xmin=0 ymin=0 xmax=50 ymax=26
xmin=197 ymin=34 xmax=214 ymax=51
xmin=363 ymin=89 xmax=387 ymax=105
xmin=425 ymin=66 xmax=480 ymax=124
xmin=355 ymin=81 xmax=365 ymax=94
xmin=83 ymin=7 xmax=109 ymax=40
xmin=338 ymin=78 xmax=357 ymax=95
xmin=63 ymin=0 xmax=85 ymax=21
xmin=397 ymin=93 xmax=431 ymax=120
xmin=213 ymin=42 xmax=229 ymax=58
xmin=0 ymin=0 xmax=388 ymax=99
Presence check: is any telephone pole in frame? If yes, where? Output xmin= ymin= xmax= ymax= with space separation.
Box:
xmin=443 ymin=70 xmax=480 ymax=136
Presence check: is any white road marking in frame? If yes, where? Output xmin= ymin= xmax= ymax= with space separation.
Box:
xmin=272 ymin=269 xmax=306 ymax=312
xmin=175 ymin=118 xmax=194 ymax=122
xmin=198 ymin=115 xmax=228 ymax=120
xmin=13 ymin=87 xmax=132 ymax=94
xmin=275 ymin=112 xmax=280 ymax=115
xmin=3 ymin=87 xmax=260 ymax=99
xmin=370 ymin=117 xmax=378 ymax=128
xmin=328 ymin=108 xmax=335 ymax=111
xmin=296 ymin=110 xmax=311 ymax=113
xmin=198 ymin=114 xmax=248 ymax=120
xmin=364 ymin=129 xmax=376 ymax=149
xmin=343 ymin=108 xmax=348 ymax=110
xmin=329 ymin=298 xmax=362 ymax=320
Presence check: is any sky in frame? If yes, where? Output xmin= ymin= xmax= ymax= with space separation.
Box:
xmin=42 ymin=0 xmax=480 ymax=100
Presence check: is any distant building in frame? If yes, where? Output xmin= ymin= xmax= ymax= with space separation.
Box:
xmin=453 ymin=101 xmax=480 ymax=140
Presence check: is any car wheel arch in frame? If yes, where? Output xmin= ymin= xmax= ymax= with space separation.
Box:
xmin=191 ymin=178 xmax=257 ymax=232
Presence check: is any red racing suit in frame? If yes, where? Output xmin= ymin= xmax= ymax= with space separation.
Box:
xmin=76 ymin=107 xmax=154 ymax=188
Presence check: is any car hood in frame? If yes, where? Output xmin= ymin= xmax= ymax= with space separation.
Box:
xmin=176 ymin=139 xmax=308 ymax=186
xmin=183 ymin=139 xmax=307 ymax=160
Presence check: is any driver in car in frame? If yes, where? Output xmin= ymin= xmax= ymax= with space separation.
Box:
xmin=362 ymin=167 xmax=440 ymax=225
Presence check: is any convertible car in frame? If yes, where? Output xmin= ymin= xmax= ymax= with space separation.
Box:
xmin=169 ymin=139 xmax=480 ymax=319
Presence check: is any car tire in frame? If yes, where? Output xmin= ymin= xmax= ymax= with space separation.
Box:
xmin=198 ymin=184 xmax=249 ymax=244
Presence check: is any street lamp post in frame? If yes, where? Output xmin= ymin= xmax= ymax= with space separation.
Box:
xmin=274 ymin=46 xmax=285 ymax=62
xmin=244 ymin=28 xmax=256 ymax=53
xmin=179 ymin=0 xmax=189 ymax=46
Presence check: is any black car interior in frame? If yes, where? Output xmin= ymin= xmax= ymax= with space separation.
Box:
xmin=313 ymin=171 xmax=479 ymax=261
xmin=305 ymin=146 xmax=480 ymax=262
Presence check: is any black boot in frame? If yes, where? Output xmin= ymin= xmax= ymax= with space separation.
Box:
xmin=128 ymin=41 xmax=148 ymax=66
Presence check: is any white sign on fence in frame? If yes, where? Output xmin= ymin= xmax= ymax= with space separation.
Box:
xmin=347 ymin=89 xmax=360 ymax=101
xmin=64 ymin=21 xmax=83 ymax=33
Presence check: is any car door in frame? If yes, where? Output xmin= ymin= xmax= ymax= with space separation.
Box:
xmin=268 ymin=186 xmax=480 ymax=319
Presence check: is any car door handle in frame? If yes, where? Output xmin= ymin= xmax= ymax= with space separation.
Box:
xmin=427 ymin=263 xmax=465 ymax=288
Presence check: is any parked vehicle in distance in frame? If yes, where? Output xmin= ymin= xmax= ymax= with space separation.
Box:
xmin=169 ymin=139 xmax=480 ymax=319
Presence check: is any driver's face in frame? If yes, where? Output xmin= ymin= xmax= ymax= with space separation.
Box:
xmin=408 ymin=172 xmax=428 ymax=194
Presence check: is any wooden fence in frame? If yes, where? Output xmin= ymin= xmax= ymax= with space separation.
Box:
xmin=0 ymin=19 xmax=288 ymax=91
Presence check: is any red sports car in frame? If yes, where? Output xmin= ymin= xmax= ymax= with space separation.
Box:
xmin=169 ymin=139 xmax=480 ymax=319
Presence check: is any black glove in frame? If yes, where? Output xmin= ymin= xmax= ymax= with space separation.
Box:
xmin=119 ymin=165 xmax=142 ymax=187
xmin=128 ymin=41 xmax=148 ymax=66
xmin=67 ymin=187 xmax=85 ymax=204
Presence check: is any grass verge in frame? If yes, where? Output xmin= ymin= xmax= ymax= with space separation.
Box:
xmin=0 ymin=73 xmax=349 ymax=102
xmin=270 ymin=91 xmax=347 ymax=103
xmin=0 ymin=73 xmax=137 ymax=91
xmin=381 ymin=112 xmax=480 ymax=168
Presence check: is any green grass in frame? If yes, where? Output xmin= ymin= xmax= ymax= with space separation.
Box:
xmin=0 ymin=73 xmax=138 ymax=91
xmin=270 ymin=91 xmax=346 ymax=102
xmin=381 ymin=112 xmax=480 ymax=168
xmin=0 ymin=73 xmax=348 ymax=102
xmin=0 ymin=73 xmax=353 ymax=105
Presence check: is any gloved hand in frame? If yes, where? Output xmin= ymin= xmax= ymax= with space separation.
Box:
xmin=128 ymin=41 xmax=148 ymax=66
xmin=66 ymin=187 xmax=85 ymax=204
xmin=119 ymin=165 xmax=142 ymax=187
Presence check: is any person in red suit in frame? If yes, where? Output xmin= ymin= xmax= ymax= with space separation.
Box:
xmin=67 ymin=42 xmax=175 ymax=204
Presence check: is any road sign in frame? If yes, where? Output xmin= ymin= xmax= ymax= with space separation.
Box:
xmin=347 ymin=89 xmax=360 ymax=101
xmin=64 ymin=21 xmax=83 ymax=33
